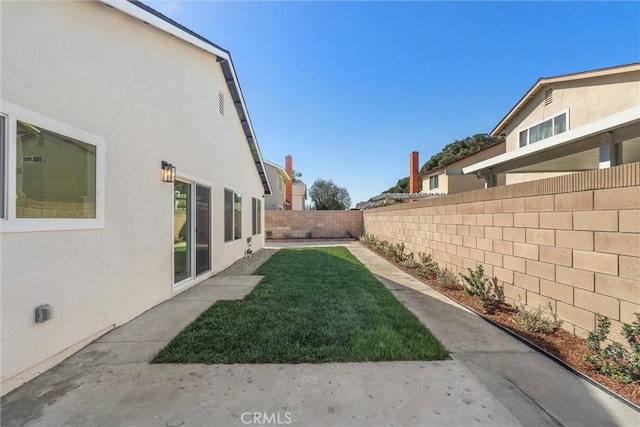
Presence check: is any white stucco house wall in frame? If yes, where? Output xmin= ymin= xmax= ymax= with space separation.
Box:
xmin=463 ymin=63 xmax=640 ymax=184
xmin=0 ymin=0 xmax=272 ymax=394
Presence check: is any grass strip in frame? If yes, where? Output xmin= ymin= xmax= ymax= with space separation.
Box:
xmin=154 ymin=247 xmax=448 ymax=363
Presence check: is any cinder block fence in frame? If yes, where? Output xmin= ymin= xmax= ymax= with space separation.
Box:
xmin=265 ymin=210 xmax=363 ymax=239
xmin=363 ymin=163 xmax=640 ymax=341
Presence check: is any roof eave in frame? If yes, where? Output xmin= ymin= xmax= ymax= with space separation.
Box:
xmin=491 ymin=62 xmax=640 ymax=137
xmin=101 ymin=0 xmax=273 ymax=195
xmin=465 ymin=107 xmax=640 ymax=175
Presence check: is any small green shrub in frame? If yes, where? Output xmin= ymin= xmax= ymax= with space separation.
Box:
xmin=460 ymin=265 xmax=495 ymax=304
xmin=390 ymin=243 xmax=408 ymax=263
xmin=513 ymin=302 xmax=563 ymax=334
xmin=359 ymin=233 xmax=378 ymax=247
xmin=305 ymin=231 xmax=313 ymax=239
xmin=265 ymin=230 xmax=273 ymax=239
xmin=417 ymin=252 xmax=439 ymax=278
xmin=436 ymin=268 xmax=461 ymax=290
xmin=402 ymin=252 xmax=419 ymax=268
xmin=584 ymin=313 xmax=640 ymax=384
xmin=344 ymin=229 xmax=353 ymax=238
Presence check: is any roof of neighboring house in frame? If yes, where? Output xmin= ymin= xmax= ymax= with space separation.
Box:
xmin=420 ymin=140 xmax=505 ymax=178
xmin=491 ymin=62 xmax=640 ymax=137
xmin=102 ymin=0 xmax=272 ymax=194
xmin=263 ymin=160 xmax=291 ymax=181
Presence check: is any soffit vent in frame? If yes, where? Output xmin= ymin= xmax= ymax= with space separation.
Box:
xmin=218 ymin=90 xmax=224 ymax=116
xmin=544 ymin=88 xmax=553 ymax=105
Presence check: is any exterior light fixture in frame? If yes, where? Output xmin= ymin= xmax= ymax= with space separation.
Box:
xmin=161 ymin=161 xmax=176 ymax=183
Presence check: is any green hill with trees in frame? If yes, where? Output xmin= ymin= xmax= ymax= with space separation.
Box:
xmin=383 ymin=133 xmax=503 ymax=194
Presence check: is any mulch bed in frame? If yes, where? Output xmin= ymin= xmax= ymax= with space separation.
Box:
xmin=365 ymin=244 xmax=640 ymax=407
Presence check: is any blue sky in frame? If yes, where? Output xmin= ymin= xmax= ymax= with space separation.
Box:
xmin=148 ymin=0 xmax=639 ymax=207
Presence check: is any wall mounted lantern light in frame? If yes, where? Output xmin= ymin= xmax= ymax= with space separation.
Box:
xmin=161 ymin=161 xmax=176 ymax=183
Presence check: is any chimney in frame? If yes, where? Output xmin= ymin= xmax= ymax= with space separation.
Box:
xmin=285 ymin=155 xmax=293 ymax=210
xmin=409 ymin=151 xmax=419 ymax=193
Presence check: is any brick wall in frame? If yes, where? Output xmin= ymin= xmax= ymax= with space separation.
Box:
xmin=363 ymin=163 xmax=640 ymax=341
xmin=265 ymin=210 xmax=363 ymax=239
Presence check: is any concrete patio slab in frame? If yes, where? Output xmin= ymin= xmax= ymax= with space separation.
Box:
xmin=61 ymin=341 xmax=166 ymax=366
xmin=95 ymin=300 xmax=213 ymax=343
xmin=199 ymin=275 xmax=265 ymax=287
xmin=1 ymin=361 xmax=519 ymax=427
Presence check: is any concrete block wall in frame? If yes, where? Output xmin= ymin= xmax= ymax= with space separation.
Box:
xmin=265 ymin=210 xmax=363 ymax=239
xmin=363 ymin=163 xmax=640 ymax=340
xmin=16 ymin=198 xmax=96 ymax=218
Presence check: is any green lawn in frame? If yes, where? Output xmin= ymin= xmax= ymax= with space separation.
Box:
xmin=153 ymin=247 xmax=448 ymax=363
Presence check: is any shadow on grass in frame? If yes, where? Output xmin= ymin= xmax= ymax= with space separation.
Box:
xmin=153 ymin=247 xmax=448 ymax=364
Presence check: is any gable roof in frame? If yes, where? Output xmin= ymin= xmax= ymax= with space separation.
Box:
xmin=491 ymin=62 xmax=640 ymax=137
xmin=263 ymin=160 xmax=291 ymax=181
xmin=102 ymin=0 xmax=272 ymax=194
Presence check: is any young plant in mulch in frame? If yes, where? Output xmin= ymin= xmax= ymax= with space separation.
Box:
xmin=460 ymin=265 xmax=494 ymax=302
xmin=417 ymin=252 xmax=439 ymax=279
xmin=459 ymin=265 xmax=504 ymax=313
xmin=436 ymin=267 xmax=462 ymax=290
xmin=584 ymin=313 xmax=640 ymax=384
xmin=513 ymin=301 xmax=563 ymax=334
xmin=402 ymin=251 xmax=420 ymax=269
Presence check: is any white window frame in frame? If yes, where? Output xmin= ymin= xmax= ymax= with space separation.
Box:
xmin=0 ymin=101 xmax=105 ymax=233
xmin=517 ymin=109 xmax=570 ymax=148
xmin=252 ymin=196 xmax=262 ymax=236
xmin=224 ymin=187 xmax=242 ymax=243
xmin=429 ymin=174 xmax=439 ymax=190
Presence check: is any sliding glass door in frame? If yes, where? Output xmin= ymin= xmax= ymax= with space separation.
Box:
xmin=174 ymin=180 xmax=211 ymax=285
xmin=195 ymin=184 xmax=211 ymax=275
xmin=174 ymin=181 xmax=191 ymax=283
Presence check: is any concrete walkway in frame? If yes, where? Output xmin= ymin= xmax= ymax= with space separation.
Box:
xmin=1 ymin=242 xmax=638 ymax=426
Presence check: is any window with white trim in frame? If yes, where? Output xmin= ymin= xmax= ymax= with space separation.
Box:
xmin=224 ymin=188 xmax=242 ymax=242
xmin=252 ymin=197 xmax=261 ymax=235
xmin=0 ymin=103 xmax=104 ymax=232
xmin=429 ymin=174 xmax=439 ymax=190
xmin=16 ymin=121 xmax=96 ymax=218
xmin=519 ymin=110 xmax=568 ymax=147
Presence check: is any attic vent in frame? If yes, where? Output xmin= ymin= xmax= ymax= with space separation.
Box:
xmin=218 ymin=91 xmax=224 ymax=116
xmin=544 ymin=88 xmax=553 ymax=105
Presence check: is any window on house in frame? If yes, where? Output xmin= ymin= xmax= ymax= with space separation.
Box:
xmin=252 ymin=197 xmax=261 ymax=235
xmin=518 ymin=111 xmax=568 ymax=147
xmin=224 ymin=189 xmax=242 ymax=242
xmin=429 ymin=174 xmax=439 ymax=190
xmin=16 ymin=120 xmax=96 ymax=219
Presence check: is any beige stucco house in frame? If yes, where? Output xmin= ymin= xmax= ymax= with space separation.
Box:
xmin=0 ymin=0 xmax=272 ymax=394
xmin=292 ymin=183 xmax=307 ymax=210
xmin=264 ymin=160 xmax=290 ymax=210
xmin=463 ymin=63 xmax=640 ymax=184
xmin=420 ymin=142 xmax=506 ymax=195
